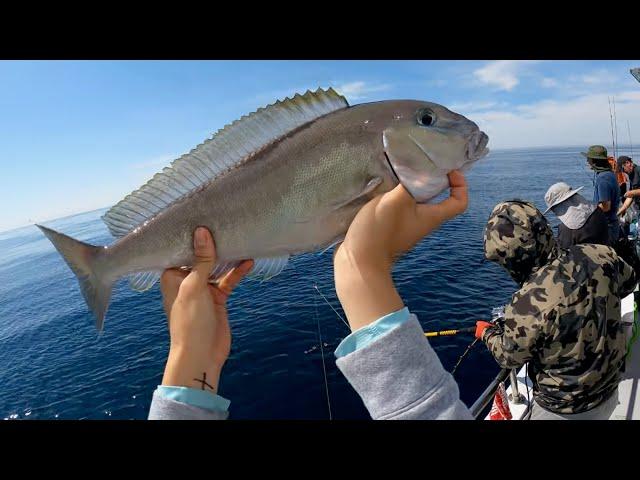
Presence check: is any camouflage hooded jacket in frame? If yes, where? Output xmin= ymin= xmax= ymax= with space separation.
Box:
xmin=483 ymin=200 xmax=637 ymax=414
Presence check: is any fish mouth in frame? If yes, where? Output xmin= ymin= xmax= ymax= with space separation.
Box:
xmin=466 ymin=131 xmax=490 ymax=160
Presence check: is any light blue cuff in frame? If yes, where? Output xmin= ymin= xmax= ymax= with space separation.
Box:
xmin=156 ymin=386 xmax=230 ymax=412
xmin=335 ymin=307 xmax=411 ymax=358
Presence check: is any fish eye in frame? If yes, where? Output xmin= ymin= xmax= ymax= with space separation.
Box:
xmin=417 ymin=109 xmax=436 ymax=127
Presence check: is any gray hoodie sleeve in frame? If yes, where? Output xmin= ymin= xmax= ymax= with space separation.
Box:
xmin=148 ymin=390 xmax=229 ymax=420
xmin=335 ymin=314 xmax=473 ymax=420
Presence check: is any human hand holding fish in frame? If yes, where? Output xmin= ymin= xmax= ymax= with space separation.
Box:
xmin=160 ymin=227 xmax=253 ymax=393
xmin=333 ymin=170 xmax=468 ymax=332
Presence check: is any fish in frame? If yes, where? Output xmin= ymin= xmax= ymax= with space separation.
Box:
xmin=37 ymin=88 xmax=489 ymax=330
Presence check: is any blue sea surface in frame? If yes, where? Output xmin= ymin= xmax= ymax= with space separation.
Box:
xmin=0 ymin=147 xmax=620 ymax=419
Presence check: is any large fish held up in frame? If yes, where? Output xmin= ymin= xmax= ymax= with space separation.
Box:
xmin=38 ymin=88 xmax=489 ymax=330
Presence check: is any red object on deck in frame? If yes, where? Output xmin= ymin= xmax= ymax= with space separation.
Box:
xmin=489 ymin=382 xmax=513 ymax=420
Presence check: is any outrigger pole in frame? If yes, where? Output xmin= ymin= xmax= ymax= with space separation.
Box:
xmin=608 ymin=97 xmax=617 ymax=158
xmin=614 ymin=97 xmax=619 ymax=158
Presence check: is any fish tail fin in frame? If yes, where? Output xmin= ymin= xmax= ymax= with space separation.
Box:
xmin=36 ymin=224 xmax=113 ymax=331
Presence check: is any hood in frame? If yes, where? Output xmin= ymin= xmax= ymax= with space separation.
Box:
xmin=483 ymin=200 xmax=557 ymax=285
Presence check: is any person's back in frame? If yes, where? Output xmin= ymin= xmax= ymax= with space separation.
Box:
xmin=594 ymin=170 xmax=620 ymax=220
xmin=509 ymin=243 xmax=631 ymax=413
xmin=481 ymin=200 xmax=637 ymax=418
xmin=584 ymin=146 xmax=621 ymax=244
xmin=543 ymin=182 xmax=609 ymax=249
xmin=556 ymin=207 xmax=609 ymax=249
xmin=594 ymin=170 xmax=621 ymax=242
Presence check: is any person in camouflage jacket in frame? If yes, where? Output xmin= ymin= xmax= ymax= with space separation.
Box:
xmin=478 ymin=200 xmax=637 ymax=417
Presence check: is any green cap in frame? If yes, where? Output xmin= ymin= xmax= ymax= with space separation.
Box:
xmin=580 ymin=145 xmax=608 ymax=160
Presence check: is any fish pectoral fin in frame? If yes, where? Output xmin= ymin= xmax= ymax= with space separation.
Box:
xmin=248 ymin=255 xmax=290 ymax=281
xmin=329 ymin=177 xmax=383 ymax=211
xmin=317 ymin=235 xmax=345 ymax=255
xmin=129 ymin=271 xmax=163 ymax=292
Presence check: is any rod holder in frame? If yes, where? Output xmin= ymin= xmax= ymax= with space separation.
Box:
xmin=509 ymin=369 xmax=523 ymax=404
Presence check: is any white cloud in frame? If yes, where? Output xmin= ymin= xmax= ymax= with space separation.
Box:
xmin=541 ymin=77 xmax=558 ymax=88
xmin=473 ymin=61 xmax=538 ymax=91
xmin=580 ymin=70 xmax=613 ymax=85
xmin=334 ymin=81 xmax=391 ymax=100
xmin=469 ymin=90 xmax=640 ymax=149
xmin=449 ymin=101 xmax=507 ymax=113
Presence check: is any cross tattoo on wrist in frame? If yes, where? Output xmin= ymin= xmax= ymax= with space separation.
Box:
xmin=193 ymin=372 xmax=215 ymax=391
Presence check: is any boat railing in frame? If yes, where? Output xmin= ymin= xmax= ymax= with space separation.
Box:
xmin=469 ymin=367 xmax=532 ymax=419
xmin=470 ymin=368 xmax=509 ymax=418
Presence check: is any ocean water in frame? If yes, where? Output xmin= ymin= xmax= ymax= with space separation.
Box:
xmin=0 ymin=146 xmax=625 ymax=419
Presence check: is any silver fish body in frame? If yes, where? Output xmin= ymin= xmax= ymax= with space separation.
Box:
xmin=37 ymin=90 xmax=489 ymax=329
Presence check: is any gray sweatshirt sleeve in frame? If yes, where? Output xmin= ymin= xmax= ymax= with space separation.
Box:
xmin=148 ymin=390 xmax=229 ymax=420
xmin=335 ymin=314 xmax=473 ymax=420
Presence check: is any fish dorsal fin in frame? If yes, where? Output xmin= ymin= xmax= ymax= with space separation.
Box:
xmin=102 ymin=88 xmax=349 ymax=238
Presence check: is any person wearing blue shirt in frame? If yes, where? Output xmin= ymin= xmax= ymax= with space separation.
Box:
xmin=148 ymin=171 xmax=473 ymax=420
xmin=582 ymin=145 xmax=621 ymax=245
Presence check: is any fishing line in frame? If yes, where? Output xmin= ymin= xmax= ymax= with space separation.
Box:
xmin=313 ymin=283 xmax=350 ymax=329
xmin=451 ymin=337 xmax=479 ymax=376
xmin=314 ymin=285 xmax=333 ymax=420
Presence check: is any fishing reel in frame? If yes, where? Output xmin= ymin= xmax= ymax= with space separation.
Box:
xmin=490 ymin=305 xmax=507 ymax=329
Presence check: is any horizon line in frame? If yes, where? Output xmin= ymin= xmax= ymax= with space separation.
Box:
xmin=1 ymin=143 xmax=635 ymax=235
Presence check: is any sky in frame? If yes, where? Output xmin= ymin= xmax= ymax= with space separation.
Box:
xmin=1 ymin=60 xmax=639 ymax=232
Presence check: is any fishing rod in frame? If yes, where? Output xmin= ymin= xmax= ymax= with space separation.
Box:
xmin=628 ymin=120 xmax=634 ymax=158
xmin=425 ymin=305 xmax=506 ymax=339
xmin=613 ymin=96 xmax=619 ymax=158
xmin=424 ymin=326 xmax=476 ymax=337
xmin=449 ymin=305 xmax=506 ymax=377
xmin=609 ymin=96 xmax=617 ymax=158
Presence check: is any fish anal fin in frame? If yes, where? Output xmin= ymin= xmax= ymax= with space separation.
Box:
xmin=129 ymin=271 xmax=162 ymax=292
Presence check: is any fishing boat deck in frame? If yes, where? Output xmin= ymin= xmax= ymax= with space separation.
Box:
xmin=483 ymin=287 xmax=640 ymax=420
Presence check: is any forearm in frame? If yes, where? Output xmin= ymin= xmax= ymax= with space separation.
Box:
xmin=334 ymin=249 xmax=404 ymax=332
xmin=619 ymin=197 xmax=633 ymax=214
xmin=483 ymin=328 xmax=530 ymax=369
xmin=162 ymin=346 xmax=224 ymax=393
xmin=149 ymin=348 xmax=230 ymax=420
